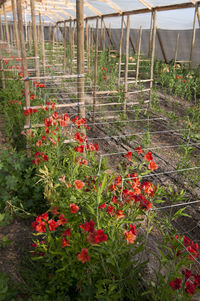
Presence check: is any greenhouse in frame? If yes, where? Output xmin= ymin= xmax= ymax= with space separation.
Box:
xmin=0 ymin=0 xmax=200 ymax=300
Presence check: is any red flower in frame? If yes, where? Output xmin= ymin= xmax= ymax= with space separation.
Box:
xmin=169 ymin=278 xmax=181 ymax=290
xmin=87 ymin=229 xmax=107 ymax=244
xmin=176 ymin=75 xmax=182 ymax=79
xmin=41 ymin=212 xmax=48 ymax=221
xmin=99 ymin=203 xmax=106 ymax=210
xmin=124 ymin=230 xmax=136 ymax=245
xmin=80 ymin=220 xmax=95 ymax=233
xmin=35 ymin=221 xmax=46 ymax=233
xmin=43 ymin=155 xmax=49 ymax=162
xmin=74 ymin=132 xmax=85 ymax=143
xmin=62 ymin=237 xmax=70 ymax=248
xmin=184 ymin=236 xmax=191 ymax=247
xmin=70 ymin=203 xmax=79 ymax=214
xmin=48 ymin=219 xmax=59 ymax=231
xmin=74 ymin=180 xmax=85 ymax=190
xmin=184 ymin=269 xmax=192 ymax=280
xmin=60 ymin=120 xmax=67 ymax=127
xmin=74 ymin=145 xmax=85 ymax=153
xmin=194 ymin=275 xmax=200 ymax=288
xmin=58 ymin=214 xmax=67 ymax=226
xmin=112 ymin=196 xmax=118 ymax=204
xmin=95 ymin=229 xmax=107 ymax=243
xmin=129 ymin=224 xmax=137 ymax=235
xmin=62 ymin=228 xmax=71 ymax=237
xmin=135 ymin=146 xmax=144 ymax=154
xmin=148 ymin=161 xmax=158 ymax=171
xmin=116 ymin=210 xmax=125 ymax=220
xmin=185 ymin=281 xmax=196 ymax=295
xmin=77 ymin=248 xmax=90 ymax=263
xmin=106 ymin=205 xmax=114 ymax=216
xmin=144 ymin=151 xmax=153 ymax=161
xmin=51 ymin=207 xmax=59 ymax=215
xmin=124 ymin=151 xmax=132 ymax=160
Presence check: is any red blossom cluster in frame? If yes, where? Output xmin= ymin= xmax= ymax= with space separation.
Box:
xmin=75 ymin=156 xmax=88 ymax=166
xmin=32 ymin=152 xmax=49 ymax=165
xmin=24 ymin=108 xmax=38 ymax=116
xmin=33 ymin=80 xmax=46 ymax=88
xmin=10 ymin=100 xmax=22 ymax=105
xmin=124 ymin=149 xmax=158 ymax=171
xmin=107 ymin=172 xmax=156 ymax=211
xmin=170 ymin=234 xmax=199 ymax=260
xmin=169 ymin=269 xmax=200 ymax=295
xmin=80 ymin=219 xmax=107 ymax=246
xmin=72 ymin=116 xmax=87 ymax=128
xmin=44 ymin=112 xmax=70 ymax=133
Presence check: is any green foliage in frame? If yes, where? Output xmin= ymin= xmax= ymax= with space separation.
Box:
xmin=0 ymin=149 xmax=45 ymax=214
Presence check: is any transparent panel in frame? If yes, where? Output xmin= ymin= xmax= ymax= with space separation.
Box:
xmin=86 ymin=1 xmax=118 ymax=14
xmin=148 ymin=0 xmax=192 ymax=7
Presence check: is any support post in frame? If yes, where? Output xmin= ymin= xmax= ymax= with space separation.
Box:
xmin=118 ymin=15 xmax=124 ymax=86
xmin=174 ymin=33 xmax=179 ymax=70
xmin=189 ymin=4 xmax=198 ymax=68
xmin=93 ymin=17 xmax=99 ymax=124
xmin=76 ymin=0 xmax=85 ymax=119
xmin=150 ymin=11 xmax=156 ymax=90
xmin=148 ymin=11 xmax=153 ymax=57
xmin=63 ymin=21 xmax=67 ymax=73
xmin=30 ymin=0 xmax=40 ymax=77
xmin=0 ymin=60 xmax=6 ymax=89
xmin=3 ymin=3 xmax=10 ymax=44
xmin=124 ymin=15 xmax=130 ymax=114
xmin=136 ymin=26 xmax=142 ymax=84
xmin=0 ymin=16 xmax=3 ymax=41
xmin=156 ymin=27 xmax=167 ymax=63
xmin=16 ymin=0 xmax=30 ymax=128
xmin=39 ymin=13 xmax=46 ymax=76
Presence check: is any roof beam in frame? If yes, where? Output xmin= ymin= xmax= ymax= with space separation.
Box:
xmin=84 ymin=1 xmax=101 ymax=16
xmin=57 ymin=1 xmax=200 ymax=24
xmin=138 ymin=0 xmax=152 ymax=10
xmin=100 ymin=0 xmax=122 ymax=14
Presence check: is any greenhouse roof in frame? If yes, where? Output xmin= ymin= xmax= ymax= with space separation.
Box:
xmin=0 ymin=0 xmax=200 ymax=29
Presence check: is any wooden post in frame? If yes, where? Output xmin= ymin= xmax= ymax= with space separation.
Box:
xmin=118 ymin=15 xmax=124 ymax=86
xmin=77 ymin=0 xmax=85 ymax=119
xmin=3 ymin=3 xmax=10 ymax=44
xmin=93 ymin=17 xmax=99 ymax=124
xmin=123 ymin=18 xmax=135 ymax=54
xmin=156 ymin=27 xmax=167 ymax=63
xmin=87 ymin=24 xmax=90 ymax=71
xmin=30 ymin=0 xmax=40 ymax=77
xmin=69 ymin=18 xmax=73 ymax=74
xmin=148 ymin=11 xmax=153 ymax=57
xmin=103 ymin=20 xmax=114 ymax=49
xmin=56 ymin=23 xmax=59 ymax=44
xmin=150 ymin=11 xmax=156 ymax=90
xmin=174 ymin=33 xmax=179 ymax=69
xmin=63 ymin=21 xmax=67 ymax=73
xmin=49 ymin=24 xmax=51 ymax=41
xmin=28 ymin=21 xmax=32 ymax=52
xmin=189 ymin=4 xmax=198 ymax=68
xmin=136 ymin=26 xmax=142 ymax=84
xmin=0 ymin=60 xmax=6 ymax=89
xmin=39 ymin=13 xmax=45 ymax=76
xmin=16 ymin=0 xmax=30 ymax=127
xmin=85 ymin=19 xmax=88 ymax=52
xmin=124 ymin=15 xmax=130 ymax=114
xmin=9 ymin=24 xmax=12 ymax=46
xmin=0 ymin=16 xmax=3 ymax=41
xmin=100 ymin=17 xmax=103 ymax=50
xmin=103 ymin=20 xmax=106 ymax=51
